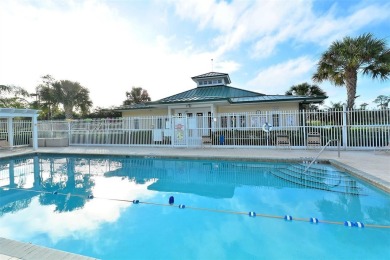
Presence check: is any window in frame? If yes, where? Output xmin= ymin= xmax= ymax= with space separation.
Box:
xmin=240 ymin=115 xmax=246 ymax=127
xmin=203 ymin=81 xmax=207 ymax=85
xmin=134 ymin=118 xmax=139 ymax=129
xmin=272 ymin=114 xmax=280 ymax=127
xmin=199 ymin=81 xmax=203 ymax=85
xmin=221 ymin=116 xmax=228 ymax=128
xmin=157 ymin=118 xmax=163 ymax=129
xmin=218 ymin=79 xmax=222 ymax=84
xmin=208 ymin=80 xmax=212 ymax=84
xmin=230 ymin=116 xmax=237 ymax=128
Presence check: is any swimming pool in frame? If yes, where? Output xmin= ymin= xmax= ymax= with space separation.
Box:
xmin=0 ymin=154 xmax=389 ymax=259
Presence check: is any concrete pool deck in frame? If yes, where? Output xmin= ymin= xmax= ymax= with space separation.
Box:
xmin=0 ymin=146 xmax=389 ymax=259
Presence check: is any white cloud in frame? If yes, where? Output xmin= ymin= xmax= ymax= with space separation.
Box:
xmin=247 ymin=56 xmax=316 ymax=94
xmin=0 ymin=0 xmax=388 ymax=110
xmin=171 ymin=0 xmax=390 ymax=59
xmin=0 ymin=0 xmax=240 ymax=108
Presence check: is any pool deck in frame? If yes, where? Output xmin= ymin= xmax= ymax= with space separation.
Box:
xmin=0 ymin=146 xmax=389 ymax=259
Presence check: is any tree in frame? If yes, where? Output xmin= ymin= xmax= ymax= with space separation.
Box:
xmin=359 ymin=103 xmax=369 ymax=110
xmin=38 ymin=79 xmax=93 ymax=119
xmin=373 ymin=95 xmax=390 ymax=109
xmin=123 ymin=87 xmax=151 ymax=106
xmin=285 ymin=82 xmax=327 ymax=109
xmin=86 ymin=106 xmax=121 ymax=119
xmin=313 ymin=33 xmax=390 ymax=109
xmin=0 ymin=85 xmax=30 ymax=108
xmin=329 ymin=101 xmax=344 ymax=110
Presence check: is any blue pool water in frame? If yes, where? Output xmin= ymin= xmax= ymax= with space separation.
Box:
xmin=0 ymin=154 xmax=389 ymax=259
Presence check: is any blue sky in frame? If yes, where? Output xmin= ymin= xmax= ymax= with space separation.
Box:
xmin=1 ymin=0 xmax=389 ymax=109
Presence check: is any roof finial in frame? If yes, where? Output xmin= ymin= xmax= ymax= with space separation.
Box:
xmin=211 ymin=58 xmax=213 ymax=72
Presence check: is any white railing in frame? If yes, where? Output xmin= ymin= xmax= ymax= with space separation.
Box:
xmin=0 ymin=119 xmax=33 ymax=147
xmin=1 ymin=107 xmax=389 ymax=150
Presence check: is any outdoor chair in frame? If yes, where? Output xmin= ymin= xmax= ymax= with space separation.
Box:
xmin=307 ymin=132 xmax=321 ymax=148
xmin=276 ymin=134 xmax=290 ymax=148
xmin=0 ymin=140 xmax=12 ymax=150
xmin=202 ymin=136 xmax=212 ymax=147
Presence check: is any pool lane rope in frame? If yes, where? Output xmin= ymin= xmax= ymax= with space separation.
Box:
xmin=2 ymin=187 xmax=390 ymax=230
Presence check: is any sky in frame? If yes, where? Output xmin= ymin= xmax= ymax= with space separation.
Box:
xmin=1 ymin=0 xmax=390 ymax=109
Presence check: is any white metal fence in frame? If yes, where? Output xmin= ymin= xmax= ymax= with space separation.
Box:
xmin=1 ymin=108 xmax=389 ymax=150
xmin=0 ymin=119 xmax=33 ymax=147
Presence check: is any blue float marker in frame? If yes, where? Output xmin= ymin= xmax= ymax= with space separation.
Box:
xmin=88 ymin=194 xmax=94 ymax=199
xmin=344 ymin=221 xmax=353 ymax=227
xmin=284 ymin=215 xmax=293 ymax=221
xmin=248 ymin=212 xmax=256 ymax=217
xmin=310 ymin=217 xmax=319 ymax=224
xmin=52 ymin=191 xmax=58 ymax=195
xmin=179 ymin=204 xmax=185 ymax=209
xmin=132 ymin=199 xmax=139 ymax=204
xmin=354 ymin=222 xmax=364 ymax=228
xmin=169 ymin=196 xmax=174 ymax=205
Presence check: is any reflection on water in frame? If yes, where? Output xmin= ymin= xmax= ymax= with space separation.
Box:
xmin=0 ymin=154 xmax=389 ymax=259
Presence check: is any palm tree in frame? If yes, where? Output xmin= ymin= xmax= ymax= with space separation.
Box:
xmin=123 ymin=87 xmax=151 ymax=106
xmin=285 ymin=82 xmax=326 ymax=97
xmin=313 ymin=33 xmax=390 ymax=109
xmin=38 ymin=80 xmax=93 ymax=119
xmin=285 ymin=82 xmax=327 ymax=109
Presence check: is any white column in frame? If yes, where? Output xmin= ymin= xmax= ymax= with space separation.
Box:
xmin=342 ymin=105 xmax=348 ymax=150
xmin=7 ymin=117 xmax=14 ymax=146
xmin=211 ymin=104 xmax=216 ymax=129
xmin=32 ymin=115 xmax=38 ymax=150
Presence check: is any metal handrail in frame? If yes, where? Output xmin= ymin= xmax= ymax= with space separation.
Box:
xmin=303 ymin=139 xmax=340 ymax=174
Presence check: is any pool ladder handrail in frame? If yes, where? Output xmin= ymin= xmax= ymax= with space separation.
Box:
xmin=303 ymin=139 xmax=341 ymax=174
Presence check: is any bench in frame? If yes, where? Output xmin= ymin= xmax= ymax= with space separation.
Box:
xmin=202 ymin=136 xmax=212 ymax=147
xmin=0 ymin=140 xmax=11 ymax=149
xmin=276 ymin=135 xmax=290 ymax=148
xmin=307 ymin=133 xmax=321 ymax=147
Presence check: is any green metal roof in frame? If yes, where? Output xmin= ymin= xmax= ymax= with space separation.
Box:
xmin=191 ymin=72 xmax=231 ymax=84
xmin=230 ymin=95 xmax=327 ymax=104
xmin=154 ymin=85 xmax=264 ymax=104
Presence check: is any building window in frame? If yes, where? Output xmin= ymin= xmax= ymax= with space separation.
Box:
xmin=208 ymin=80 xmax=212 ymax=84
xmin=218 ymin=79 xmax=222 ymax=84
xmin=240 ymin=115 xmax=246 ymax=127
xmin=199 ymin=81 xmax=203 ymax=85
xmin=230 ymin=116 xmax=236 ymax=128
xmin=157 ymin=118 xmax=163 ymax=129
xmin=272 ymin=114 xmax=280 ymax=127
xmin=134 ymin=118 xmax=139 ymax=129
xmin=221 ymin=116 xmax=228 ymax=128
xmin=203 ymin=81 xmax=207 ymax=85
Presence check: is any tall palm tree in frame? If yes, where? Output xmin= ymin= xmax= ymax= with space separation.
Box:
xmin=39 ymin=80 xmax=93 ymax=119
xmin=313 ymin=33 xmax=390 ymax=109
